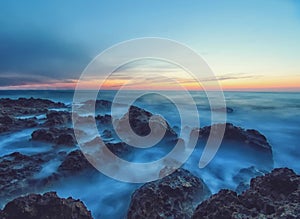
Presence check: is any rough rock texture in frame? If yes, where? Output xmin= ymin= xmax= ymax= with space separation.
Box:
xmin=0 ymin=152 xmax=43 ymax=201
xmin=31 ymin=127 xmax=77 ymax=146
xmin=127 ymin=168 xmax=211 ymax=219
xmin=43 ymin=110 xmax=72 ymax=127
xmin=193 ymin=123 xmax=271 ymax=151
xmin=58 ymin=150 xmax=96 ymax=175
xmin=233 ymin=166 xmax=267 ymax=194
xmin=117 ymin=105 xmax=177 ymax=138
xmin=0 ymin=97 xmax=66 ymax=116
xmin=0 ymin=115 xmax=38 ymax=133
xmin=192 ymin=168 xmax=300 ymax=219
xmin=0 ymin=192 xmax=93 ymax=219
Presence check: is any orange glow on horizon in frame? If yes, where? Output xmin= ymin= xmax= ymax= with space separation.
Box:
xmin=0 ymin=76 xmax=299 ymax=91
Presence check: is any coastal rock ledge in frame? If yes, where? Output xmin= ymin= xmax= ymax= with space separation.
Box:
xmin=0 ymin=192 xmax=93 ymax=219
xmin=127 ymin=168 xmax=211 ymax=219
xmin=192 ymin=168 xmax=300 ymax=219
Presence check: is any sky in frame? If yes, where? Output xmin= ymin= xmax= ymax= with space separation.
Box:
xmin=0 ymin=0 xmax=299 ymax=91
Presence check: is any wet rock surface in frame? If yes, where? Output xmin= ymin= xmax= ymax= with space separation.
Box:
xmin=0 ymin=115 xmax=38 ymax=133
xmin=57 ymin=150 xmax=96 ymax=175
xmin=127 ymin=168 xmax=211 ymax=219
xmin=31 ymin=127 xmax=77 ymax=146
xmin=0 ymin=97 xmax=66 ymax=116
xmin=43 ymin=110 xmax=72 ymax=127
xmin=193 ymin=123 xmax=272 ymax=151
xmin=129 ymin=105 xmax=177 ymax=137
xmin=0 ymin=152 xmax=44 ymax=201
xmin=0 ymin=191 xmax=93 ymax=219
xmin=233 ymin=166 xmax=267 ymax=194
xmin=192 ymin=168 xmax=300 ymax=219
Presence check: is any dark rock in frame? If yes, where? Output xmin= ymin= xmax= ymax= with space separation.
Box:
xmin=193 ymin=123 xmax=271 ymax=151
xmin=1 ymin=191 xmax=93 ymax=219
xmin=43 ymin=110 xmax=71 ymax=127
xmin=96 ymin=114 xmax=112 ymax=124
xmin=192 ymin=168 xmax=300 ymax=219
xmin=127 ymin=168 xmax=211 ymax=219
xmin=31 ymin=127 xmax=77 ymax=146
xmin=191 ymin=123 xmax=274 ymax=170
xmin=0 ymin=152 xmax=44 ymax=202
xmin=117 ymin=105 xmax=177 ymax=139
xmin=233 ymin=166 xmax=267 ymax=194
xmin=58 ymin=150 xmax=96 ymax=175
xmin=106 ymin=141 xmax=133 ymax=158
xmin=102 ymin=129 xmax=112 ymax=138
xmin=0 ymin=115 xmax=38 ymax=134
xmin=0 ymin=97 xmax=66 ymax=116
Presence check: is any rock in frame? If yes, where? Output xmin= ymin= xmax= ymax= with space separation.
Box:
xmin=127 ymin=168 xmax=211 ymax=219
xmin=1 ymin=191 xmax=93 ymax=219
xmin=43 ymin=110 xmax=72 ymax=127
xmin=31 ymin=128 xmax=77 ymax=146
xmin=0 ymin=97 xmax=66 ymax=116
xmin=106 ymin=142 xmax=133 ymax=158
xmin=102 ymin=129 xmax=112 ymax=138
xmin=117 ymin=105 xmax=177 ymax=138
xmin=58 ymin=150 xmax=96 ymax=175
xmin=193 ymin=123 xmax=271 ymax=151
xmin=0 ymin=115 xmax=38 ymax=133
xmin=233 ymin=166 xmax=267 ymax=194
xmin=95 ymin=114 xmax=112 ymax=124
xmin=191 ymin=123 xmax=274 ymax=169
xmin=0 ymin=152 xmax=44 ymax=202
xmin=192 ymin=168 xmax=300 ymax=219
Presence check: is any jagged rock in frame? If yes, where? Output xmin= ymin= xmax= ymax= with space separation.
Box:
xmin=43 ymin=110 xmax=72 ymax=127
xmin=96 ymin=114 xmax=112 ymax=124
xmin=0 ymin=191 xmax=93 ymax=219
xmin=102 ymin=129 xmax=112 ymax=138
xmin=58 ymin=150 xmax=96 ymax=175
xmin=0 ymin=115 xmax=38 ymax=133
xmin=0 ymin=152 xmax=44 ymax=202
xmin=117 ymin=105 xmax=177 ymax=138
xmin=233 ymin=166 xmax=267 ymax=194
xmin=127 ymin=168 xmax=211 ymax=219
xmin=31 ymin=127 xmax=77 ymax=146
xmin=193 ymin=123 xmax=271 ymax=151
xmin=0 ymin=97 xmax=66 ymax=116
xmin=191 ymin=123 xmax=274 ymax=170
xmin=192 ymin=168 xmax=300 ymax=219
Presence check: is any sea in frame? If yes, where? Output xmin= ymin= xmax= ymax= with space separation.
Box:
xmin=0 ymin=90 xmax=299 ymax=218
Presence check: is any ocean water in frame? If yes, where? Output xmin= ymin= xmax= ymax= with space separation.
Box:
xmin=0 ymin=90 xmax=299 ymax=218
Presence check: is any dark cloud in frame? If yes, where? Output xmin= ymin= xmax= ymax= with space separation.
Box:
xmin=0 ymin=30 xmax=91 ymax=86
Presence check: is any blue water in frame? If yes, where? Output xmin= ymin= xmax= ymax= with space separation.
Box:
xmin=0 ymin=90 xmax=300 ymax=218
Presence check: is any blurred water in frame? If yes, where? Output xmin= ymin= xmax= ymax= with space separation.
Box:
xmin=0 ymin=90 xmax=299 ymax=218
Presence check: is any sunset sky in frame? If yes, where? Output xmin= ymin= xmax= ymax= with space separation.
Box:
xmin=0 ymin=0 xmax=299 ymax=91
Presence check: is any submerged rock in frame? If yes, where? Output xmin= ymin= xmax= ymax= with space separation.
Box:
xmin=0 ymin=191 xmax=93 ymax=219
xmin=127 ymin=168 xmax=211 ymax=219
xmin=192 ymin=168 xmax=300 ymax=219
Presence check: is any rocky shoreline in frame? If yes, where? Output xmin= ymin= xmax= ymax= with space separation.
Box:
xmin=0 ymin=97 xmax=299 ymax=218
